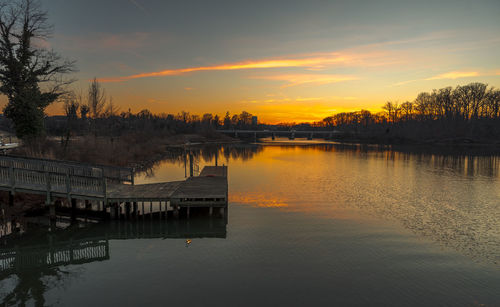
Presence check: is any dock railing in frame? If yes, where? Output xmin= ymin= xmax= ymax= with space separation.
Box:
xmin=0 ymin=155 xmax=133 ymax=183
xmin=0 ymin=155 xmax=133 ymax=200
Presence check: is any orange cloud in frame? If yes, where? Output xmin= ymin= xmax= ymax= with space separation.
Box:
xmin=98 ymin=51 xmax=389 ymax=82
xmin=425 ymin=71 xmax=480 ymax=80
xmin=251 ymin=73 xmax=358 ymax=87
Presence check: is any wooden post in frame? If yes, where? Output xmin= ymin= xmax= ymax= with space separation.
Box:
xmin=150 ymin=201 xmax=153 ymax=219
xmin=133 ymin=202 xmax=138 ymax=219
xmin=189 ymin=152 xmax=194 ymax=177
xmin=209 ymin=206 xmax=213 ymax=217
xmin=71 ymin=198 xmax=77 ymax=222
xmin=45 ymin=171 xmax=51 ymax=206
xmin=125 ymin=202 xmax=131 ymax=220
xmin=173 ymin=205 xmax=179 ymax=219
xmin=66 ymin=170 xmax=71 ymax=201
xmin=102 ymin=201 xmax=107 ymax=219
xmin=142 ymin=202 xmax=145 ymax=220
xmin=8 ymin=161 xmax=14 ymax=194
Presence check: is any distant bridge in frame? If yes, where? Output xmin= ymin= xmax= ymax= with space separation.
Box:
xmin=217 ymin=129 xmax=342 ymax=141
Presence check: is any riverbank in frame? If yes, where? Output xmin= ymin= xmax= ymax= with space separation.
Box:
xmin=10 ymin=132 xmax=238 ymax=170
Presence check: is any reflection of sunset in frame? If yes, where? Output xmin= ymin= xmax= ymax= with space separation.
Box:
xmin=230 ymin=192 xmax=289 ymax=208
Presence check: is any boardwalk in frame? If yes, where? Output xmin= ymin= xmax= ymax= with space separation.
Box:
xmin=0 ymin=155 xmax=228 ymax=218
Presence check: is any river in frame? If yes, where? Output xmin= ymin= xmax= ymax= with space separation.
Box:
xmin=1 ymin=140 xmax=499 ymax=306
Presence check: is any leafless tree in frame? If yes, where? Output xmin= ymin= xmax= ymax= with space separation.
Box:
xmin=87 ymin=77 xmax=106 ymax=118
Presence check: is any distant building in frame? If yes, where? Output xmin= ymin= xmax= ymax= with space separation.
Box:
xmin=252 ymin=116 xmax=258 ymax=126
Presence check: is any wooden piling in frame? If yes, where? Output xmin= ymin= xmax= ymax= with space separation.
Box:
xmin=71 ymin=198 xmax=77 ymax=222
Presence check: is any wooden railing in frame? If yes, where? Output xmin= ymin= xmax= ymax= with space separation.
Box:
xmin=0 ymin=164 xmax=107 ymax=198
xmin=0 ymin=155 xmax=133 ymax=184
xmin=0 ymin=155 xmax=134 ymax=200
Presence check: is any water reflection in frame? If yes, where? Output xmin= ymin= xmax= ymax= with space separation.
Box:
xmin=0 ymin=218 xmax=226 ymax=306
xmin=141 ymin=144 xmax=263 ymax=177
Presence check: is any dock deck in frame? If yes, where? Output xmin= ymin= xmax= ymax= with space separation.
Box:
xmin=0 ymin=155 xmax=228 ymax=218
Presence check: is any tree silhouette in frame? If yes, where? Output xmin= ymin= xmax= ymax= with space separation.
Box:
xmin=0 ymin=0 xmax=75 ymax=140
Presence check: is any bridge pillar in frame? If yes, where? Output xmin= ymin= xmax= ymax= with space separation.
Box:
xmin=289 ymin=132 xmax=295 ymax=140
xmin=272 ymin=133 xmax=275 ymax=140
xmin=308 ymin=133 xmax=313 ymax=140
xmin=235 ymin=131 xmax=238 ymax=138
xmin=219 ymin=206 xmax=225 ymax=217
xmin=186 ymin=206 xmax=190 ymax=219
xmin=253 ymin=132 xmax=257 ymax=142
xmin=209 ymin=206 xmax=213 ymax=217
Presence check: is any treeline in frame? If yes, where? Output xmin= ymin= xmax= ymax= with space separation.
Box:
xmin=46 ymin=109 xmax=258 ymax=138
xmin=40 ymin=78 xmax=256 ymax=138
xmin=315 ymin=82 xmax=500 ymax=142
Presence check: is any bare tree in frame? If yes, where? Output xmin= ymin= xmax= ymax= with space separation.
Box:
xmin=103 ymin=96 xmax=120 ymax=117
xmin=87 ymin=77 xmax=106 ymax=118
xmin=0 ymin=0 xmax=75 ymax=139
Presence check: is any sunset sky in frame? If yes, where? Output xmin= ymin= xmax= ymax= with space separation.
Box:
xmin=7 ymin=0 xmax=500 ymax=123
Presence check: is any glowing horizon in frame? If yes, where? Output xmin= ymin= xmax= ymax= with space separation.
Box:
xmin=1 ymin=0 xmax=499 ymax=123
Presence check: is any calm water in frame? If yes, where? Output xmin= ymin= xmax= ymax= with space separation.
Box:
xmin=1 ymin=140 xmax=500 ymax=306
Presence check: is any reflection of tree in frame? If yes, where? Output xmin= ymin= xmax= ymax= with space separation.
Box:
xmin=137 ymin=143 xmax=498 ymax=179
xmin=2 ymin=267 xmax=79 ymax=307
xmin=137 ymin=144 xmax=264 ymax=177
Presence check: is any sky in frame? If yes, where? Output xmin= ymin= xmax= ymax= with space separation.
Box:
xmin=5 ymin=0 xmax=500 ymax=123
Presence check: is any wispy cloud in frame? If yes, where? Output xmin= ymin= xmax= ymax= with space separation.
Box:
xmin=392 ymin=70 xmax=485 ymax=87
xmin=251 ymin=74 xmax=358 ymax=87
xmin=98 ymin=51 xmax=392 ymax=83
xmin=425 ymin=71 xmax=480 ymax=80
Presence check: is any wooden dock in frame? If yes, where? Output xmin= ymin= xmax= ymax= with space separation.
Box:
xmin=0 ymin=155 xmax=228 ymax=219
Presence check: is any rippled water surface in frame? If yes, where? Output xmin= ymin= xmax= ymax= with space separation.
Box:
xmin=1 ymin=141 xmax=500 ymax=306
